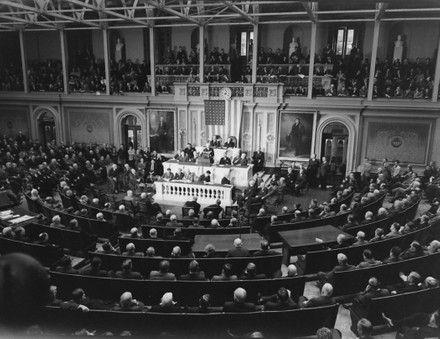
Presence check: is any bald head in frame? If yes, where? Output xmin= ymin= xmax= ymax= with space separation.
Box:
xmin=321 ymin=283 xmax=333 ymax=297
xmin=233 ymin=287 xmax=247 ymax=303
xmin=233 ymin=238 xmax=243 ymax=248
xmin=286 ymin=264 xmax=297 ymax=277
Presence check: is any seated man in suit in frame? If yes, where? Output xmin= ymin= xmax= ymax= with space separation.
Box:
xmin=138 ymin=192 xmax=163 ymax=216
xmin=185 ymin=196 xmax=201 ymax=215
xmin=187 ymin=294 xmax=214 ymax=313
xmin=150 ymin=213 xmax=166 ymax=226
xmin=233 ymin=152 xmax=249 ymax=166
xmin=226 ymin=238 xmax=251 ymax=257
xmin=211 ymin=263 xmax=238 ymax=281
xmin=317 ymin=253 xmax=355 ymax=285
xmin=262 ymin=177 xmax=286 ymax=212
xmin=184 ymin=143 xmax=196 ymax=160
xmin=356 ymin=249 xmax=382 ymax=268
xmin=80 ymin=256 xmax=108 ymax=277
xmin=258 ymin=287 xmax=298 ymax=310
xmin=219 ymin=152 xmax=231 ymax=165
xmin=352 ymin=231 xmax=368 ymax=246
xmin=150 ymin=292 xmax=182 ymax=313
xmin=198 ymin=170 xmax=212 ymax=183
xmin=180 ymin=260 xmax=206 ymax=281
xmin=354 ymin=277 xmax=390 ymax=307
xmin=97 ymin=241 xmax=119 ymax=254
xmin=299 ymin=283 xmax=336 ymax=308
xmin=203 ymin=199 xmax=224 ymax=219
xmin=149 ymin=260 xmax=176 ymax=280
xmin=223 ymin=287 xmax=257 ymax=312
xmin=173 ymin=168 xmax=185 ymax=180
xmin=165 ymin=214 xmax=184 ymax=228
xmin=224 ymin=137 xmax=235 ymax=148
xmin=387 ymin=271 xmax=423 ymax=295
xmin=112 ymin=291 xmax=146 ymax=312
xmin=162 ymin=168 xmax=174 ymax=182
xmin=360 ymin=211 xmax=374 ymax=224
xmin=60 ymin=288 xmax=91 ymax=312
xmin=253 ymin=239 xmax=279 ymax=257
xmin=240 ymin=262 xmax=267 ymax=280
xmin=113 ymin=259 xmax=143 ymax=280
xmin=381 ymin=309 xmax=440 ymax=339
xmin=122 ymin=243 xmax=144 ymax=257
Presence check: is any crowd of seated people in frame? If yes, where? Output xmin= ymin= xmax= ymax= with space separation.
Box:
xmin=155 ymin=45 xmax=232 ymax=86
xmin=0 ymin=62 xmax=23 ymax=91
xmin=1 ymin=38 xmax=436 ymax=99
xmin=252 ymin=43 xmax=436 ymax=100
xmin=27 ymin=59 xmax=64 ymax=92
xmin=1 ymin=131 xmax=440 ymax=337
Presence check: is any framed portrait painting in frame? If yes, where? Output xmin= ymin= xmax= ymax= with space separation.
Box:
xmin=278 ymin=110 xmax=317 ymax=161
xmin=148 ymin=109 xmax=176 ymax=154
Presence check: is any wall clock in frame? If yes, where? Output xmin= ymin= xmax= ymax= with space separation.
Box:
xmin=219 ymin=87 xmax=232 ymax=100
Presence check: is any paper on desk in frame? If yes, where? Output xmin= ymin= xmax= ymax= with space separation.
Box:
xmin=9 ymin=215 xmax=35 ymax=224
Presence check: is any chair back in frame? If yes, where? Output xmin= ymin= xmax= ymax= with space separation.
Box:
xmin=224 ymin=206 xmax=239 ymax=218
xmin=182 ymin=207 xmax=193 ymax=218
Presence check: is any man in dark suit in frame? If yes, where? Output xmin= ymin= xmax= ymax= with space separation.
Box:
xmin=113 ymin=259 xmax=143 ymax=280
xmin=317 ymin=253 xmax=355 ymax=285
xmin=150 ymin=292 xmax=182 ymax=313
xmin=203 ymin=199 xmax=223 ymax=219
xmin=185 ymin=196 xmax=201 ymax=215
xmin=180 ymin=260 xmax=206 ymax=281
xmin=285 ymin=166 xmax=298 ymax=191
xmin=262 ymin=177 xmax=286 ymax=211
xmin=203 ymin=143 xmax=214 ymax=164
xmin=108 ymin=163 xmax=122 ymax=193
xmin=80 ymin=256 xmax=108 ymax=277
xmin=319 ymin=156 xmax=331 ymax=190
xmin=252 ymin=148 xmax=265 ymax=173
xmin=60 ymin=288 xmax=91 ymax=312
xmin=219 ymin=152 xmax=231 ymax=165
xmin=253 ymin=240 xmax=279 ymax=257
xmin=165 ymin=215 xmax=184 ymax=228
xmin=122 ymin=243 xmax=144 ymax=257
xmin=199 ymin=170 xmax=211 ymax=183
xmin=157 ymin=116 xmax=169 ymax=152
xmin=226 ymin=238 xmax=251 ymax=257
xmin=224 ymin=137 xmax=235 ymax=148
xmin=307 ymin=154 xmax=320 ymax=188
xmin=149 ymin=260 xmax=176 ymax=280
xmin=354 ymin=277 xmax=390 ymax=307
xmin=223 ymin=287 xmax=257 ymax=312
xmin=299 ymin=283 xmax=336 ymax=308
xmin=184 ymin=143 xmax=196 ymax=160
xmin=211 ymin=263 xmax=238 ymax=281
xmin=258 ymin=287 xmax=298 ymax=310
xmin=150 ymin=213 xmax=166 ymax=226
xmin=239 ymin=262 xmax=267 ymax=280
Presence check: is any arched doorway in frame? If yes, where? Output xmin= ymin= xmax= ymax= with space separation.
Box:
xmin=121 ymin=115 xmax=142 ymax=150
xmin=38 ymin=112 xmax=56 ymax=145
xmin=320 ymin=122 xmax=349 ymax=176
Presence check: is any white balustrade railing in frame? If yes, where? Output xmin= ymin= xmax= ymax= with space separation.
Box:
xmin=155 ymin=181 xmax=233 ymax=206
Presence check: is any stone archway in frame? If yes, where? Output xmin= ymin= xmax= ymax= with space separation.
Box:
xmin=32 ymin=106 xmax=62 ymax=144
xmin=114 ymin=108 xmax=147 ymax=149
xmin=316 ymin=116 xmax=357 ymax=175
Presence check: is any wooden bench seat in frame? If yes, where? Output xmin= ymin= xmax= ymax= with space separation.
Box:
xmin=38 ymin=303 xmax=339 ymax=337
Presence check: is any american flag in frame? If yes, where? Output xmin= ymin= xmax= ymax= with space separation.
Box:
xmin=205 ymin=100 xmax=225 ymax=125
xmin=205 ymin=99 xmax=243 ymax=146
